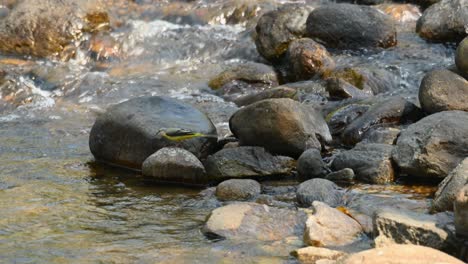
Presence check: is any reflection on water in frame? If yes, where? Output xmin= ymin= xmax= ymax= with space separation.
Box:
xmin=0 ymin=0 xmax=456 ymax=262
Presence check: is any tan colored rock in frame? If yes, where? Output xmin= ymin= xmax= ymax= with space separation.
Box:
xmin=455 ymin=185 xmax=468 ymax=238
xmin=343 ymin=245 xmax=464 ymax=264
xmin=375 ymin=4 xmax=421 ymax=23
xmin=291 ymin=247 xmax=345 ymax=264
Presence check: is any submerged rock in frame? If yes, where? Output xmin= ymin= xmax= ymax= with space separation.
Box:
xmin=203 ymin=202 xmax=307 ymax=241
xmin=419 ymin=70 xmax=468 ymax=114
xmin=306 ymin=4 xmax=396 ymax=49
xmin=416 ymin=0 xmax=468 ymax=43
xmin=229 ymin=98 xmax=331 ymax=158
xmin=297 ymin=149 xmax=330 ymax=179
xmin=215 ymin=179 xmax=261 ymax=201
xmin=291 ymin=247 xmax=345 ymax=264
xmin=0 ymin=0 xmax=110 ymax=59
xmin=89 ymin=96 xmax=218 ymax=169
xmin=432 ymin=158 xmax=468 ymax=212
xmin=204 ymin=147 xmax=291 ymax=180
xmin=296 ymin=178 xmax=344 ymax=207
xmin=343 ymin=245 xmax=464 ymax=264
xmin=304 ymin=201 xmax=363 ymax=247
xmin=142 ymin=148 xmax=207 ymax=184
xmin=456 ymin=37 xmax=468 ymax=78
xmin=392 ymin=111 xmax=468 ymax=179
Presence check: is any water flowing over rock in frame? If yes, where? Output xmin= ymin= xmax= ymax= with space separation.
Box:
xmin=89 ymin=96 xmax=218 ymax=169
xmin=306 ymin=4 xmax=396 ymax=49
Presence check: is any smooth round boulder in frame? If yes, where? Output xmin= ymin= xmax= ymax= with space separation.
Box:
xmin=432 ymin=158 xmax=468 ymax=212
xmin=255 ymin=5 xmax=315 ymax=61
xmin=297 ymin=149 xmax=330 ymax=179
xmin=285 ymin=38 xmax=335 ymax=81
xmin=392 ymin=111 xmax=468 ymax=179
xmin=215 ymin=179 xmax=261 ymax=201
xmin=89 ymin=96 xmax=218 ymax=169
xmin=306 ymin=4 xmax=396 ymax=49
xmin=416 ymin=0 xmax=468 ymax=43
xmin=142 ymin=148 xmax=207 ymax=184
xmin=229 ymin=98 xmax=332 ymax=158
xmin=208 ymin=62 xmax=278 ymax=90
xmin=456 ymin=37 xmax=468 ymax=78
xmin=296 ymin=178 xmax=343 ymax=207
xmin=419 ymin=69 xmax=468 ymax=114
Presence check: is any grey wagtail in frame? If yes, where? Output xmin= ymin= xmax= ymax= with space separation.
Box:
xmin=157 ymin=128 xmax=217 ymax=142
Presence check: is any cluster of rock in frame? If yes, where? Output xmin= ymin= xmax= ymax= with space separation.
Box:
xmin=87 ymin=1 xmax=468 ymax=263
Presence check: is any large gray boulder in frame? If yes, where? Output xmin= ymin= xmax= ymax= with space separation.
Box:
xmin=204 ymin=147 xmax=291 ymax=180
xmin=416 ymin=0 xmax=468 ymax=43
xmin=306 ymin=4 xmax=396 ymax=49
xmin=419 ymin=69 xmax=468 ymax=114
xmin=432 ymin=158 xmax=468 ymax=212
xmin=89 ymin=96 xmax=218 ymax=169
xmin=332 ymin=143 xmax=395 ymax=184
xmin=392 ymin=111 xmax=468 ymax=179
xmin=229 ymin=98 xmax=331 ymax=158
xmin=296 ymin=178 xmax=344 ymax=207
xmin=142 ymin=148 xmax=207 ymax=184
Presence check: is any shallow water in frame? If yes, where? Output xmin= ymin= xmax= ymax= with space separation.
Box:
xmin=0 ymin=1 xmax=456 ymax=263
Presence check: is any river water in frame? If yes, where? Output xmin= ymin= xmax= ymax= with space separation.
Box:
xmin=0 ymin=1 xmax=456 ymax=263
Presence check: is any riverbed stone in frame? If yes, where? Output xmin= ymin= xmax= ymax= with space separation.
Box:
xmin=375 ymin=4 xmax=421 ymax=23
xmin=297 ymin=149 xmax=330 ymax=179
xmin=285 ymin=38 xmax=335 ymax=81
xmin=373 ymin=208 xmax=459 ymax=253
xmin=304 ymin=201 xmax=363 ymax=247
xmin=432 ymin=158 xmax=468 ymax=212
xmin=392 ymin=111 xmax=468 ymax=179
xmin=291 ymin=247 xmax=345 ymax=264
xmin=89 ymin=96 xmax=218 ymax=169
xmin=332 ymin=143 xmax=394 ymax=184
xmin=229 ymin=98 xmax=332 ymax=158
xmin=142 ymin=147 xmax=207 ymax=184
xmin=325 ymin=168 xmax=355 ymax=182
xmin=326 ymin=78 xmax=372 ymax=100
xmin=343 ymin=245 xmax=465 ymax=264
xmin=204 ymin=146 xmax=291 ymax=180
xmin=306 ymin=4 xmax=396 ymax=49
xmin=233 ymin=86 xmax=298 ymax=107
xmin=416 ymin=0 xmax=468 ymax=43
xmin=419 ymin=69 xmax=468 ymax=114
xmin=215 ymin=179 xmax=261 ymax=201
xmin=208 ymin=62 xmax=278 ymax=90
xmin=456 ymin=37 xmax=468 ymax=79
xmin=0 ymin=0 xmax=110 ymax=59
xmin=326 ymin=103 xmax=370 ymax=137
xmin=296 ymin=178 xmax=344 ymax=207
xmin=342 ymin=97 xmax=423 ymax=145
xmin=255 ymin=5 xmax=315 ymax=61
xmin=361 ymin=127 xmax=400 ymax=145
xmin=203 ymin=202 xmax=307 ymax=241
xmin=455 ymin=185 xmax=468 ymax=238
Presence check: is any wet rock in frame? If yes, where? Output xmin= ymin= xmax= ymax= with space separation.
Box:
xmin=89 ymin=96 xmax=218 ymax=169
xmin=203 ymin=202 xmax=307 ymax=241
xmin=375 ymin=4 xmax=421 ymax=23
xmin=297 ymin=178 xmax=344 ymax=207
xmin=285 ymin=38 xmax=335 ymax=81
xmin=456 ymin=37 xmax=468 ymax=78
xmin=432 ymin=158 xmax=468 ymax=212
xmin=297 ymin=149 xmax=330 ymax=179
xmin=392 ymin=111 xmax=468 ymax=178
xmin=208 ymin=62 xmax=278 ymax=90
xmin=326 ymin=78 xmax=372 ymax=100
xmin=325 ymin=168 xmax=356 ymax=182
xmin=204 ymin=146 xmax=291 ymax=180
xmin=332 ymin=143 xmax=394 ymax=184
xmin=255 ymin=5 xmax=315 ymax=61
xmin=280 ymin=80 xmax=329 ymax=103
xmin=343 ymin=245 xmax=464 ymax=264
xmin=291 ymin=247 xmax=345 ymax=264
xmin=233 ymin=86 xmax=298 ymax=107
xmin=304 ymin=201 xmax=363 ymax=247
xmin=142 ymin=148 xmax=207 ymax=184
xmin=229 ymin=98 xmax=332 ymax=158
xmin=325 ymin=104 xmax=370 ymax=137
xmin=215 ymin=179 xmax=261 ymax=201
xmin=342 ymin=97 xmax=423 ymax=145
xmin=455 ymin=185 xmax=468 ymax=238
xmin=306 ymin=4 xmax=396 ymax=49
xmin=0 ymin=0 xmax=110 ymax=58
xmin=419 ymin=70 xmax=468 ymax=114
xmin=361 ymin=127 xmax=400 ymax=145
xmin=416 ymin=0 xmax=468 ymax=43
xmin=374 ymin=208 xmax=458 ymax=253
